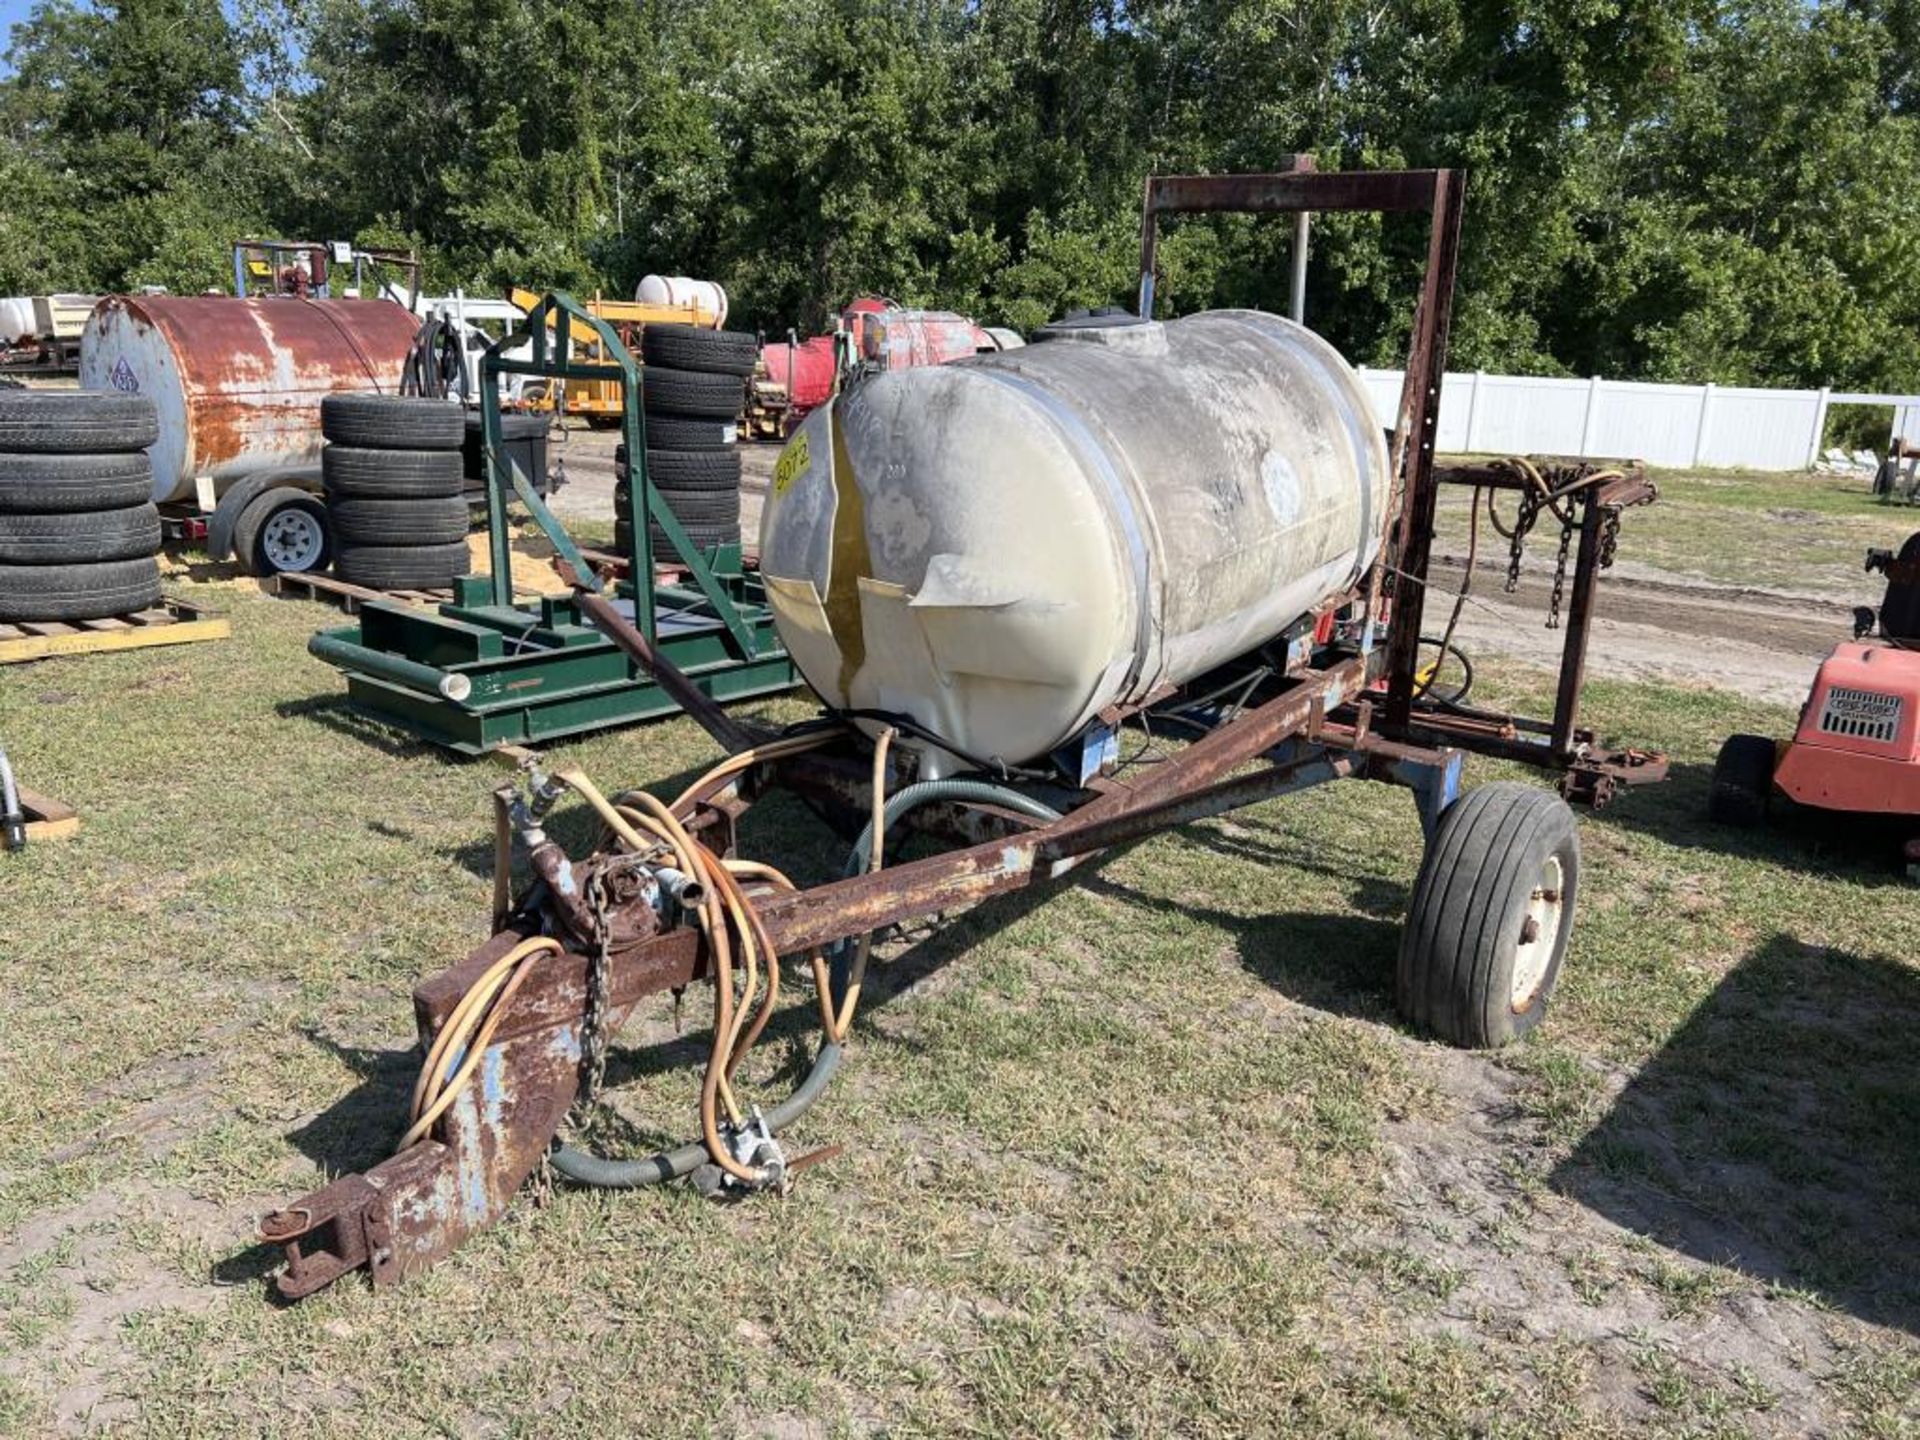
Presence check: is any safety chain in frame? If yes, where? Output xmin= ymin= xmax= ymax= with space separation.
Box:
xmin=1597 ymin=507 xmax=1622 ymax=570
xmin=580 ymin=870 xmax=615 ymax=1103
xmin=1505 ymin=492 xmax=1540 ymax=593
xmin=1546 ymin=516 xmax=1574 ymax=630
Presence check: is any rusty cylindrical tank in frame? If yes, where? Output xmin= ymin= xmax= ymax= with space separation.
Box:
xmin=79 ymin=296 xmax=420 ymax=503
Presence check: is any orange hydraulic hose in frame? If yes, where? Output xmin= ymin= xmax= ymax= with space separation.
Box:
xmin=725 ymin=859 xmax=841 ymax=1044
xmin=399 ymin=935 xmax=562 ymax=1152
xmin=833 ymin=727 xmax=895 ymax=1038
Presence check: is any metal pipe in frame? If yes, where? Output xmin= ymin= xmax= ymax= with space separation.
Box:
xmin=0 ymin=744 xmax=24 ymax=851
xmin=306 ymin=632 xmax=472 ymax=701
xmin=1291 ymin=209 xmax=1310 ymax=324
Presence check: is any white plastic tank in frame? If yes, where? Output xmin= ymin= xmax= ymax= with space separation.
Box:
xmin=634 ymin=275 xmax=728 ymax=328
xmin=0 ymin=298 xmax=36 ymax=344
xmin=758 ymin=309 xmax=1389 ymax=774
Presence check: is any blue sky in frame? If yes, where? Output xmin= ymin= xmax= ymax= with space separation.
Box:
xmin=0 ymin=0 xmax=36 ymax=72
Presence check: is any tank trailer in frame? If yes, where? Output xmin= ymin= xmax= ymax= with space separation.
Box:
xmin=261 ymin=167 xmax=1666 ymax=1300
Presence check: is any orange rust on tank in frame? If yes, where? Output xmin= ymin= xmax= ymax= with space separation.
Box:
xmin=111 ymin=295 xmax=416 ymax=472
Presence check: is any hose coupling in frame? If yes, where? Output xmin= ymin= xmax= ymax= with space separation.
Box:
xmin=651 ymin=866 xmax=706 ymax=917
xmin=722 ymin=1108 xmax=788 ymax=1195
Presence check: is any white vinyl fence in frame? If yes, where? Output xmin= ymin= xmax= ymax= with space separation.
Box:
xmin=1354 ymin=369 xmax=1920 ymax=471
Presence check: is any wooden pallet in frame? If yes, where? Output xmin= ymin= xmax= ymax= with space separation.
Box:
xmin=266 ymin=569 xmax=455 ymax=614
xmin=0 ymin=597 xmax=230 ymax=665
xmin=577 ymin=546 xmax=760 ymax=582
xmin=15 ymin=786 xmax=78 ymax=843
xmin=267 ymin=570 xmax=549 ymax=614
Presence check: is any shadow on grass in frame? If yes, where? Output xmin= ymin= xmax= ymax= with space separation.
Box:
xmin=1595 ymin=759 xmax=1917 ymax=886
xmin=1080 ymin=871 xmax=1404 ymax=1026
xmin=275 ymin=693 xmax=477 ymax=764
xmin=1555 ymin=933 xmax=1920 ymax=1335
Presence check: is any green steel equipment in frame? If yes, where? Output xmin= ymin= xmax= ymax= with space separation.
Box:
xmin=306 ymin=291 xmax=797 ymax=752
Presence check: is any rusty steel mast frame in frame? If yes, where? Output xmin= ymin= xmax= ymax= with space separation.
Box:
xmin=261 ymin=168 xmax=1663 ymax=1300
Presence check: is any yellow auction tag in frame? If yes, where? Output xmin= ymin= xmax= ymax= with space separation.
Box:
xmin=773 ymin=432 xmax=810 ymax=495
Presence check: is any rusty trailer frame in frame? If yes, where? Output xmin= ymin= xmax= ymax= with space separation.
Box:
xmin=262 ymin=168 xmax=1666 ymax=1300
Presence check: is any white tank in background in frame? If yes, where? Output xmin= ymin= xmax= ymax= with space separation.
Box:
xmin=758 ymin=309 xmax=1390 ymax=775
xmin=0 ymin=298 xmax=36 ymax=344
xmin=634 ymin=275 xmax=728 ymax=328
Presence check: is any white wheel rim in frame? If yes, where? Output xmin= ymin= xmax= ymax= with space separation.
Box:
xmin=1510 ymin=854 xmax=1564 ymax=1012
xmin=262 ymin=508 xmax=324 ymax=572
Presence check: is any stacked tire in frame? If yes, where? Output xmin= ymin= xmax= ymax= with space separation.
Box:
xmin=0 ymin=392 xmax=164 ymax=623
xmin=615 ymin=325 xmax=755 ymax=559
xmin=321 ymin=395 xmax=471 ymax=590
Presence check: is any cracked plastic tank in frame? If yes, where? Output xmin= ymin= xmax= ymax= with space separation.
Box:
xmin=758 ymin=309 xmax=1390 ymax=775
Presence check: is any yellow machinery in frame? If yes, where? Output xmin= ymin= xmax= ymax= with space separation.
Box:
xmin=508 ymin=288 xmax=725 ymax=423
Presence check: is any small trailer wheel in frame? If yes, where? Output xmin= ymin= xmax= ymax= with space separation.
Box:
xmin=1398 ymin=782 xmax=1580 ymax=1049
xmin=234 ymin=490 xmax=331 ymax=576
xmin=1708 ymin=733 xmax=1775 ymax=827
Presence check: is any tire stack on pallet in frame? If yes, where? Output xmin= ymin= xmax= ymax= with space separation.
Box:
xmin=0 ymin=392 xmax=164 ymax=623
xmin=321 ymin=395 xmax=471 ymax=591
xmin=615 ymin=324 xmax=757 ymax=561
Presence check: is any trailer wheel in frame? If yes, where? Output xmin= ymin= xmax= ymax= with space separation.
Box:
xmin=640 ymin=325 xmax=759 ymax=377
xmin=234 ymin=491 xmax=331 ymax=576
xmin=1398 ymin=782 xmax=1580 ymax=1049
xmin=0 ymin=556 xmax=162 ymax=621
xmin=1707 ymin=734 xmax=1776 ymax=827
xmin=0 ymin=391 xmax=158 ymax=453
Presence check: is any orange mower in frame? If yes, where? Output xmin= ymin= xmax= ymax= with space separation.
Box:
xmin=1710 ymin=531 xmax=1920 ymax=875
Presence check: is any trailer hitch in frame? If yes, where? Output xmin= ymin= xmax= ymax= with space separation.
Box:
xmin=260 ymin=923 xmax=704 ymax=1299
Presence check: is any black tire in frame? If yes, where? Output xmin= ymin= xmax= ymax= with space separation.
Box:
xmin=1880 ymin=531 xmax=1920 ymax=644
xmin=0 ymin=452 xmax=152 ymax=513
xmin=0 ymin=556 xmax=162 ymax=621
xmin=1398 ymin=782 xmax=1580 ymax=1049
xmin=328 ymin=496 xmax=470 ymax=546
xmin=641 ymin=367 xmax=747 ymax=420
xmin=615 ymin=483 xmax=739 ymax=527
xmin=626 ymin=417 xmax=735 ymax=452
xmin=320 ymin=394 xmax=466 ymax=451
xmin=618 ymin=518 xmax=743 ymax=555
xmin=0 ymin=503 xmax=160 ymax=564
xmin=0 ymin=391 xmax=158 ymax=454
xmin=234 ymin=491 xmax=332 ymax=576
xmin=1708 ymin=734 xmax=1776 ymax=827
xmin=640 ymin=325 xmax=759 ymax=377
xmin=322 ymin=446 xmax=466 ymax=499
xmin=335 ymin=540 xmax=470 ymax=590
xmin=654 ymin=523 xmax=742 ymax=554
xmin=615 ymin=449 xmax=742 ymax=493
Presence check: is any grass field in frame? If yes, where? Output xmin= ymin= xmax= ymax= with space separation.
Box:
xmin=0 ymin=544 xmax=1916 ymax=1435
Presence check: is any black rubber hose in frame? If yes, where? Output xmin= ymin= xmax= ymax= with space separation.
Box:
xmin=549 ymin=1043 xmax=844 ymax=1189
